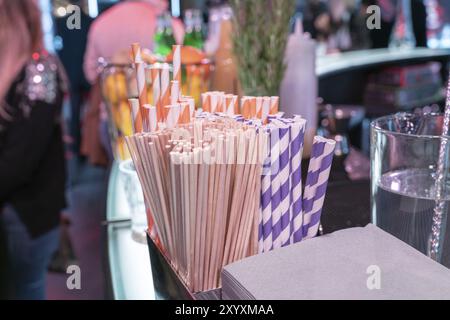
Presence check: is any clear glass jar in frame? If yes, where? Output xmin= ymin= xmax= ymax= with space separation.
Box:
xmin=100 ymin=63 xmax=136 ymax=161
xmin=119 ymin=159 xmax=148 ymax=243
xmin=371 ymin=113 xmax=450 ymax=266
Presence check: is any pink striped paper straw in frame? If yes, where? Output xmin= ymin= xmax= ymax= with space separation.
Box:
xmin=128 ymin=98 xmax=142 ymax=133
xmin=256 ymin=97 xmax=263 ymax=118
xmin=261 ymin=97 xmax=270 ymax=124
xmin=179 ymin=102 xmax=191 ymax=124
xmin=131 ymin=44 xmax=149 ymax=129
xmin=210 ymin=92 xmax=218 ymax=113
xmin=270 ymin=96 xmax=279 ymax=115
xmin=160 ymin=63 xmax=171 ymax=112
xmin=301 ymin=136 xmax=336 ymax=239
xmin=241 ymin=96 xmax=252 ymax=119
xmin=151 ymin=66 xmax=162 ymax=121
xmin=188 ymin=97 xmax=195 ymax=118
xmin=165 ymin=104 xmax=181 ymax=129
xmin=170 ymin=80 xmax=180 ymax=105
xmin=181 ymin=96 xmax=196 ymax=119
xmin=201 ymin=92 xmax=211 ymax=113
xmin=173 ymin=45 xmax=181 ymax=98
xmin=224 ymin=94 xmax=233 ymax=116
xmin=215 ymin=92 xmax=224 ymax=113
xmin=144 ymin=104 xmax=158 ymax=132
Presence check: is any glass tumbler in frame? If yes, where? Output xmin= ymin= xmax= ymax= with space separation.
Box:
xmin=371 ymin=113 xmax=450 ymax=266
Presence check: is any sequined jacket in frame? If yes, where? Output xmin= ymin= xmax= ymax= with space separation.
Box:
xmin=0 ymin=53 xmax=67 ymax=238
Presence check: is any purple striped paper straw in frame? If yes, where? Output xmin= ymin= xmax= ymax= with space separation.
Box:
xmin=269 ymin=125 xmax=282 ymax=249
xmin=278 ymin=123 xmax=291 ymax=247
xmin=259 ymin=130 xmax=272 ymax=253
xmin=260 ymin=160 xmax=272 ymax=253
xmin=302 ymin=136 xmax=336 ymax=239
xmin=290 ymin=118 xmax=307 ymax=243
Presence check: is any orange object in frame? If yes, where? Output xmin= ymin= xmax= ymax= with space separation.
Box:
xmin=166 ymin=45 xmax=206 ymax=65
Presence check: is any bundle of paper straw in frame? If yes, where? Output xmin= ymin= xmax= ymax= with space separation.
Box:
xmin=126 ymin=118 xmax=264 ymax=292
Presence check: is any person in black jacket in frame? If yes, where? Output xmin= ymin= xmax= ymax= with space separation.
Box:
xmin=0 ymin=0 xmax=67 ymax=300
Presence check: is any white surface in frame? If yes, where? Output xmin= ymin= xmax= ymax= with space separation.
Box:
xmin=107 ymin=161 xmax=132 ymax=222
xmin=108 ymin=224 xmax=155 ymax=300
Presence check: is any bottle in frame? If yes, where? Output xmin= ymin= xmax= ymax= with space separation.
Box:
xmin=154 ymin=12 xmax=176 ymax=57
xmin=183 ymin=9 xmax=196 ymax=47
xmin=192 ymin=9 xmax=204 ymax=49
xmin=163 ymin=12 xmax=176 ymax=52
xmin=183 ymin=9 xmax=204 ymax=49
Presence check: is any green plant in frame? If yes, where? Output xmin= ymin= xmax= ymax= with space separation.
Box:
xmin=230 ymin=0 xmax=295 ymax=96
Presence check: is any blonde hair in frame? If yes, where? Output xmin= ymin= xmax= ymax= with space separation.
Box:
xmin=0 ymin=0 xmax=43 ymax=104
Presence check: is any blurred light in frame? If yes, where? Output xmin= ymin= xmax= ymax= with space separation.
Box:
xmin=38 ymin=0 xmax=55 ymax=53
xmin=171 ymin=0 xmax=180 ymax=17
xmin=33 ymin=75 xmax=42 ymax=84
xmin=54 ymin=36 xmax=64 ymax=51
xmin=88 ymin=0 xmax=99 ymax=18
xmin=56 ymin=6 xmax=67 ymax=17
xmin=441 ymin=25 xmax=450 ymax=48
xmin=428 ymin=38 xmax=439 ymax=48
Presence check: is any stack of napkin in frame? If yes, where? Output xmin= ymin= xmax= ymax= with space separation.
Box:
xmin=222 ymin=224 xmax=450 ymax=300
